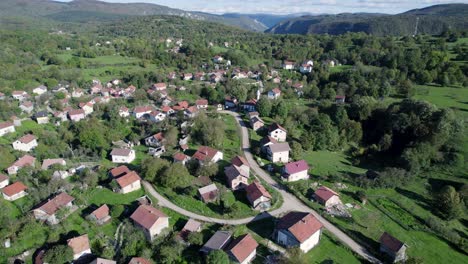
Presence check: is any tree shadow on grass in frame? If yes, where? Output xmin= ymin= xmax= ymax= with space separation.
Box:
xmin=428 ymin=178 xmax=464 ymax=192
xmin=345 ymin=229 xmax=380 ymax=255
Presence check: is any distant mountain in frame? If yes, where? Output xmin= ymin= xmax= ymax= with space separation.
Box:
xmin=0 ymin=0 xmax=266 ymax=31
xmin=266 ymin=4 xmax=468 ymax=35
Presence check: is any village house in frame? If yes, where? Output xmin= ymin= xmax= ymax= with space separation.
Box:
xmin=173 ymin=152 xmax=190 ymax=165
xmin=250 ymin=116 xmax=264 ymax=131
xmin=275 ymin=211 xmax=323 ymax=253
xmin=11 ymin=116 xmax=22 ymax=126
xmin=182 ymin=72 xmax=193 ymax=81
xmin=72 ymin=88 xmax=84 ymax=98
xmin=161 ymin=105 xmax=175 ymax=115
xmin=198 ymin=183 xmax=219 ymax=203
xmin=0 ymin=122 xmax=15 ymax=137
xmin=379 ymin=232 xmax=407 ymax=263
xmin=87 ymin=204 xmax=111 ymax=225
xmin=129 ymin=257 xmax=152 ymax=264
xmin=35 ymin=111 xmax=49 ymax=124
xmin=0 ymin=92 xmax=4 ymax=100
xmin=12 ymin=134 xmax=38 ymax=152
xmin=335 ymin=95 xmax=346 ymax=104
xmin=200 ymin=230 xmax=232 ymax=254
xmin=225 ymin=156 xmax=250 ymax=190
xmin=299 ymin=60 xmax=314 ymax=73
xmin=184 ymin=106 xmax=199 ymax=118
xmin=20 ymin=101 xmax=34 ymax=113
xmin=54 ymin=111 xmax=68 ymax=122
xmin=179 ymin=219 xmax=202 ymax=239
xmin=145 ymin=132 xmax=165 ymax=147
xmin=68 ymin=109 xmax=86 ymax=122
xmin=2 ymin=181 xmax=28 ymax=201
xmin=33 ymin=192 xmax=75 ymax=225
xmin=67 ymin=234 xmax=91 ymax=260
xmin=225 ymin=234 xmax=258 ymax=264
xmin=242 ymin=99 xmax=257 ymax=112
xmin=33 ymin=85 xmax=48 ymax=95
xmin=192 ymin=146 xmax=223 ymax=165
xmin=194 ymin=72 xmax=206 ymax=81
xmin=0 ymin=174 xmax=9 ymax=189
xmin=7 ymin=154 xmax=36 ymax=175
xmin=196 ymin=99 xmax=209 ymax=109
xmin=115 ymin=171 xmax=141 ymax=194
xmin=246 ymin=181 xmax=272 ymax=211
xmin=12 ymin=90 xmax=28 ymax=101
xmin=260 ymin=136 xmax=277 ymax=152
xmin=110 ymin=148 xmax=136 ymax=163
xmin=109 ymin=165 xmax=130 ymax=178
xmin=268 ymin=123 xmax=287 ymax=142
xmin=152 ymin=82 xmax=167 ymax=91
xmin=133 ymin=106 xmax=154 ymax=119
xmin=225 ymin=96 xmax=238 ymax=109
xmin=149 ymin=110 xmax=166 ymax=122
xmin=81 ymin=102 xmax=94 ymax=115
xmin=41 ymin=158 xmax=66 ymax=170
xmin=266 ymin=142 xmax=290 ymax=163
xmin=314 ymin=186 xmax=341 ymax=207
xmin=119 ymin=106 xmax=130 ymax=118
xmin=130 ymin=204 xmax=169 ymax=241
xmin=268 ymin=88 xmax=281 ymax=100
xmin=90 ymin=258 xmax=116 ymax=264
xmin=281 ymin=60 xmax=295 ymax=70
xmin=282 ymin=160 xmax=310 ymax=182
xmin=212 ymin=55 xmax=224 ymax=63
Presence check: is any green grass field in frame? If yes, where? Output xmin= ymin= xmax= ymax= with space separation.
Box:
xmin=414 ymin=85 xmax=468 ymax=118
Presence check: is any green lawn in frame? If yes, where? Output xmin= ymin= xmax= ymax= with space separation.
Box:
xmin=306 ymin=231 xmax=362 ymax=264
xmin=414 ymin=85 xmax=468 ymax=118
xmin=221 ymin=114 xmax=242 ymax=161
xmin=302 ymin=150 xmax=366 ymax=177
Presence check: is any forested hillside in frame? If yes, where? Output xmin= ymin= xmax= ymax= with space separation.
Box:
xmin=266 ymin=4 xmax=468 ymax=35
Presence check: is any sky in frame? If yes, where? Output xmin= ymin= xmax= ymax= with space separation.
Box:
xmin=58 ymin=0 xmax=468 ymax=15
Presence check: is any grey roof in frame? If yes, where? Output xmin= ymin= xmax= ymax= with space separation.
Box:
xmin=200 ymin=231 xmax=232 ymax=253
xmin=198 ymin=183 xmax=218 ymax=195
xmin=268 ymin=142 xmax=290 ymax=153
xmin=110 ymin=148 xmax=132 ymax=156
xmin=36 ymin=111 xmax=48 ymax=117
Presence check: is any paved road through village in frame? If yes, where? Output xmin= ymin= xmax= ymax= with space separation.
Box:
xmin=142 ymin=110 xmax=380 ymax=263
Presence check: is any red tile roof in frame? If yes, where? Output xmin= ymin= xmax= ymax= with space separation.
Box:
xmin=277 ymin=212 xmax=323 ymax=243
xmin=91 ymin=204 xmax=110 ymax=220
xmin=0 ymin=122 xmax=14 ymax=129
xmin=196 ymin=99 xmax=208 ymax=106
xmin=178 ymin=101 xmax=189 ymax=109
xmin=133 ymin=106 xmax=153 ymax=113
xmin=271 ymin=88 xmax=281 ymax=94
xmin=182 ymin=219 xmax=202 ymax=232
xmin=284 ymin=160 xmax=309 ymax=175
xmin=130 ymin=204 xmax=167 ymax=230
xmin=109 ymin=165 xmax=130 ymax=178
xmin=314 ymin=186 xmax=339 ymax=202
xmin=225 ymin=234 xmax=258 ymax=263
xmin=67 ymin=234 xmax=90 ymax=255
xmin=129 ymin=257 xmax=152 ymax=264
xmin=246 ymin=181 xmax=272 ymax=202
xmin=192 ymin=146 xmax=219 ymax=162
xmin=0 ymin=174 xmax=8 ymax=182
xmin=231 ymin=156 xmax=249 ymax=168
xmin=2 ymin=181 xmax=27 ymax=197
xmin=380 ymin=232 xmax=404 ymax=253
xmin=36 ymin=192 xmax=75 ymax=215
xmin=17 ymin=134 xmax=36 ymax=144
xmin=41 ymin=158 xmax=66 ymax=170
xmin=12 ymin=154 xmax=36 ymax=168
xmin=173 ymin=152 xmax=188 ymax=162
xmin=68 ymin=109 xmax=85 ymax=116
xmin=116 ymin=171 xmax=141 ymax=188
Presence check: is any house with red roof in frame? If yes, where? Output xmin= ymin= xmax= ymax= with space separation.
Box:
xmin=2 ymin=181 xmax=28 ymax=201
xmin=299 ymin=60 xmax=314 ymax=73
xmin=67 ymin=234 xmax=91 ymax=260
xmin=225 ymin=233 xmax=259 ymax=264
xmin=110 ymin=148 xmax=135 ymax=163
xmin=250 ymin=116 xmax=264 ymax=131
xmin=282 ymin=160 xmax=309 ymax=182
xmin=182 ymin=72 xmax=193 ymax=81
xmin=179 ymin=219 xmax=202 ymax=241
xmin=11 ymin=90 xmax=28 ymax=101
xmin=115 ymin=171 xmax=141 ymax=194
xmin=87 ymin=204 xmax=111 ymax=225
xmin=145 ymin=132 xmax=165 ymax=147
xmin=109 ymin=165 xmax=130 ymax=178
xmin=0 ymin=174 xmax=9 ymax=189
xmin=0 ymin=121 xmax=15 ymax=137
xmin=267 ymin=88 xmax=281 ymax=100
xmin=68 ymin=109 xmax=86 ymax=122
xmin=192 ymin=146 xmax=223 ymax=165
xmin=335 ymin=95 xmax=346 ymax=104
xmin=225 ymin=156 xmax=250 ymax=190
xmin=7 ymin=154 xmax=36 ymax=175
xmin=133 ymin=106 xmax=154 ymax=119
xmin=275 ymin=211 xmax=323 ymax=253
xmin=314 ymin=186 xmax=341 ymax=207
xmin=33 ymin=192 xmax=75 ymax=225
xmin=281 ymin=60 xmax=295 ymax=70
xmin=19 ymin=101 xmax=34 ymax=113
xmin=268 ymin=123 xmax=287 ymax=142
xmin=245 ymin=181 xmax=272 ymax=211
xmin=130 ymin=204 xmax=169 ymax=240
xmin=173 ymin=152 xmax=190 ymax=165
xmin=379 ymin=232 xmax=407 ymax=263
xmin=198 ymin=184 xmax=219 ymax=203
xmin=196 ymin=99 xmax=209 ymax=109
xmin=90 ymin=258 xmax=116 ymax=264
xmin=152 ymin=82 xmax=167 ymax=91
xmin=129 ymin=257 xmax=152 ymax=264
xmin=119 ymin=106 xmax=130 ymax=118
xmin=12 ymin=134 xmax=38 ymax=152
xmin=41 ymin=158 xmax=66 ymax=170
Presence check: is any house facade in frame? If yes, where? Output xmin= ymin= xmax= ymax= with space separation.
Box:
xmin=225 ymin=234 xmax=258 ymax=264
xmin=7 ymin=155 xmax=36 ymax=175
xmin=0 ymin=122 xmax=15 ymax=137
xmin=246 ymin=181 xmax=272 ymax=211
xmin=130 ymin=205 xmax=169 ymax=241
xmin=266 ymin=142 xmax=290 ymax=163
xmin=275 ymin=212 xmax=323 ymax=253
xmin=282 ymin=160 xmax=309 ymax=182
xmin=2 ymin=181 xmax=28 ymax=201
xmin=379 ymin=232 xmax=407 ymax=263
xmin=314 ymin=186 xmax=341 ymax=207
xmin=115 ymin=171 xmax=141 ymax=194
xmin=268 ymin=123 xmax=287 ymax=142
xmin=12 ymin=134 xmax=38 ymax=152
xmin=110 ymin=148 xmax=136 ymax=163
xmin=33 ymin=192 xmax=75 ymax=225
xmin=192 ymin=146 xmax=223 ymax=165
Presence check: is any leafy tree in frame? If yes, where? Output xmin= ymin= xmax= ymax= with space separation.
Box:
xmin=187 ymin=232 xmax=204 ymax=245
xmin=160 ymin=163 xmax=192 ymax=189
xmin=43 ymin=244 xmax=73 ymax=264
xmin=195 ymin=163 xmax=219 ymax=177
xmin=256 ymin=97 xmax=272 ymax=117
xmin=300 ymin=133 xmax=315 ymax=151
xmin=435 ymin=185 xmax=464 ymax=220
xmin=141 ymin=157 xmax=170 ymax=183
xmin=290 ymin=141 xmax=303 ymax=160
xmin=206 ymin=249 xmax=229 ymax=264
xmin=279 ymin=247 xmax=308 ymax=264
